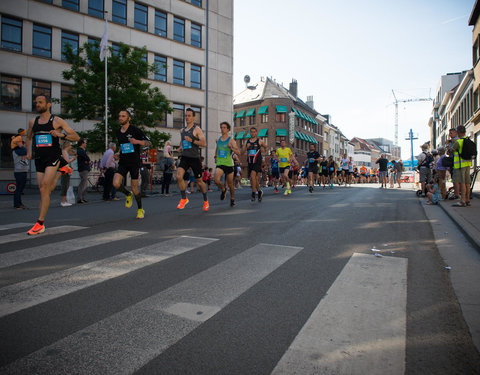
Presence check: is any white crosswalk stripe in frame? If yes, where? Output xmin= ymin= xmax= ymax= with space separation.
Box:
xmin=0 ymin=225 xmax=87 ymax=245
xmin=0 ymin=223 xmax=31 ymax=231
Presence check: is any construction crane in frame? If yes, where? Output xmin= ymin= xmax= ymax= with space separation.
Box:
xmin=392 ymin=90 xmax=433 ymax=146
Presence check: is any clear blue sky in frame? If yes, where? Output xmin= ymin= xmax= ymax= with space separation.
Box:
xmin=234 ymin=0 xmax=474 ymax=159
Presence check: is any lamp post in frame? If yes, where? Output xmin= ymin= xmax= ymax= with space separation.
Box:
xmin=405 ymin=129 xmax=418 ymax=171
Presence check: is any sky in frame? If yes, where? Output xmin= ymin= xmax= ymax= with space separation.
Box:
xmin=233 ymin=0 xmax=474 ymax=159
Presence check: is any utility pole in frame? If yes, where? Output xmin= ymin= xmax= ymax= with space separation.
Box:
xmin=405 ymin=129 xmax=418 ymax=171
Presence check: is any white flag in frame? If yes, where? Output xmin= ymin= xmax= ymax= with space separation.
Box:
xmin=99 ymin=19 xmax=108 ymax=62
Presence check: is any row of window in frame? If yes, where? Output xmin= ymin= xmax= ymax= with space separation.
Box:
xmin=33 ymin=1 xmax=202 ymax=48
xmin=235 ymin=113 xmax=320 ymax=134
xmin=451 ymin=88 xmax=474 ymax=128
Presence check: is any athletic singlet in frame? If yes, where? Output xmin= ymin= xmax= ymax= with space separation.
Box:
xmin=181 ymin=125 xmax=201 ymax=159
xmin=320 ymin=161 xmax=328 ymax=173
xmin=32 ymin=115 xmax=61 ymax=159
xmin=270 ymin=158 xmax=279 ymax=172
xmin=341 ymin=158 xmax=349 ymax=170
xmin=360 ymin=166 xmax=367 ymax=175
xmin=306 ymin=151 xmax=320 ymax=167
xmin=216 ymin=136 xmax=233 ymax=167
xmin=276 ymin=147 xmax=292 ymax=168
xmin=246 ymin=138 xmax=262 ymax=164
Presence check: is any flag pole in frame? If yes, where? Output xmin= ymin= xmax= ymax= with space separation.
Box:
xmin=105 ymin=46 xmax=108 ymax=150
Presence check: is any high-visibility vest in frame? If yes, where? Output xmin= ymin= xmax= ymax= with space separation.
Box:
xmin=453 ymin=138 xmax=472 ymax=169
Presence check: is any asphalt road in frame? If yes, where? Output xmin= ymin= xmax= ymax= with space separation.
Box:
xmin=0 ymin=185 xmax=479 ymax=374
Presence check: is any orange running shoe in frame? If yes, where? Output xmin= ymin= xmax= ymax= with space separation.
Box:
xmin=27 ymin=222 xmax=45 ymax=235
xmin=59 ymin=165 xmax=73 ymax=175
xmin=203 ymin=200 xmax=210 ymax=212
xmin=177 ymin=198 xmax=189 ymax=209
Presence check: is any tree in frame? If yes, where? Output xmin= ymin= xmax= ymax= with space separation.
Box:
xmin=61 ymin=42 xmax=172 ymax=152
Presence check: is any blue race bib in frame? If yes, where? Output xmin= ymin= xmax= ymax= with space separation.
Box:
xmin=182 ymin=140 xmax=192 ymax=150
xmin=309 ymin=158 xmax=315 ymax=163
xmin=120 ymin=143 xmax=134 ymax=154
xmin=35 ymin=134 xmax=52 ymax=147
xmin=248 ymin=150 xmax=257 ymax=156
xmin=218 ymin=149 xmax=227 ymax=158
xmin=280 ymin=157 xmax=288 ymax=163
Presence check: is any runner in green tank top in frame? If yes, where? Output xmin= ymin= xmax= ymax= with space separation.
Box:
xmin=214 ymin=121 xmax=241 ymax=207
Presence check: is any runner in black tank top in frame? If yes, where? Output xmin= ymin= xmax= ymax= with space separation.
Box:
xmin=242 ymin=127 xmax=267 ymax=202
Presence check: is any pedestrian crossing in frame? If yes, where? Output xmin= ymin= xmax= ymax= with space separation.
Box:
xmin=0 ymin=223 xmax=408 ymax=374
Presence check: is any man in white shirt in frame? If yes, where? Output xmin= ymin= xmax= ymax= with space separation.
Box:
xmin=101 ymin=142 xmax=117 ymax=201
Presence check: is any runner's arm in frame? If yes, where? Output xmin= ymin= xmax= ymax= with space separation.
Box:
xmin=229 ymin=138 xmax=241 ymax=155
xmin=26 ymin=118 xmax=34 ymax=160
xmin=52 ymin=117 xmax=80 ymax=142
xmin=192 ymin=127 xmax=207 ymax=148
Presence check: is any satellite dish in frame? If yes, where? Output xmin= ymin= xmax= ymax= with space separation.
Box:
xmin=244 ymin=75 xmax=251 ymax=84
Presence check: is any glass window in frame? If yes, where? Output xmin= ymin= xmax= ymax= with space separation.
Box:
xmin=62 ymin=0 xmax=79 ymax=11
xmin=61 ymin=84 xmax=73 ymax=114
xmin=191 ymin=0 xmax=202 ymax=6
xmin=173 ymin=60 xmax=184 ymax=85
xmin=191 ymin=23 xmax=201 ymax=48
xmin=32 ymin=24 xmax=51 ymax=58
xmin=154 ymin=55 xmax=167 ymax=82
xmin=38 ymin=0 xmax=52 ymax=3
xmin=134 ymin=3 xmax=148 ymax=31
xmin=1 ymin=74 xmax=21 ymax=110
xmin=1 ymin=17 xmax=22 ymax=52
xmin=275 ymin=113 xmax=286 ymax=122
xmin=173 ymin=103 xmax=184 ymax=128
xmin=154 ymin=10 xmax=167 ymax=37
xmin=261 ymin=114 xmax=268 ymax=123
xmin=249 ymin=115 xmax=256 ymax=125
xmin=61 ymin=31 xmax=79 ymax=61
xmin=88 ymin=0 xmax=104 ymax=18
xmin=173 ymin=17 xmax=185 ymax=43
xmin=190 ymin=106 xmax=201 ymax=127
xmin=112 ymin=0 xmax=127 ymax=25
xmin=155 ymin=112 xmax=167 ymax=127
xmin=32 ymin=80 xmax=51 ymax=111
xmin=191 ymin=64 xmax=201 ymax=89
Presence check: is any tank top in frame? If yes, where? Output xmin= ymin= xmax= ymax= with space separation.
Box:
xmin=247 ymin=138 xmax=262 ymax=164
xmin=216 ymin=136 xmax=233 ymax=167
xmin=181 ymin=125 xmax=201 ymax=159
xmin=32 ymin=115 xmax=61 ymax=159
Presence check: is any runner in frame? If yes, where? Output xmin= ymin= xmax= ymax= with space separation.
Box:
xmin=306 ymin=144 xmax=321 ymax=193
xmin=25 ymin=94 xmax=79 ymax=235
xmin=112 ymin=110 xmax=151 ymax=219
xmin=270 ymin=150 xmax=280 ymax=193
xmin=176 ymin=108 xmax=209 ymax=211
xmin=327 ymin=155 xmax=336 ymax=188
xmin=242 ymin=127 xmax=267 ymax=202
xmin=347 ymin=157 xmax=354 ymax=185
xmin=213 ymin=121 xmax=241 ymax=207
xmin=340 ymin=153 xmax=349 ymax=186
xmin=359 ymin=163 xmax=367 ymax=183
xmin=275 ymin=139 xmax=298 ymax=195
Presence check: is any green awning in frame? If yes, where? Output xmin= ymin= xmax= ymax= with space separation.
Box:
xmin=236 ymin=110 xmax=246 ymax=118
xmin=258 ymin=128 xmax=268 ymax=137
xmin=246 ymin=108 xmax=255 ymax=116
xmin=301 ymin=132 xmax=309 ymax=141
xmin=236 ymin=131 xmax=245 ymax=139
xmin=258 ymin=106 xmax=268 ymax=115
xmin=292 ymin=108 xmax=299 ymax=116
xmin=305 ymin=134 xmax=314 ymax=143
xmin=276 ymin=129 xmax=288 ymax=136
xmin=245 ymin=131 xmax=251 ymax=139
xmin=276 ymin=105 xmax=287 ymax=113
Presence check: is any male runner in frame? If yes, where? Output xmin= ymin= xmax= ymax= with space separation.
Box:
xmin=113 ymin=110 xmax=151 ymax=219
xmin=275 ymin=139 xmax=298 ymax=195
xmin=319 ymin=155 xmax=328 ymax=188
xmin=26 ymin=94 xmax=79 ymax=235
xmin=270 ymin=150 xmax=280 ymax=193
xmin=306 ymin=144 xmax=321 ymax=193
xmin=214 ymin=121 xmax=241 ymax=207
xmin=243 ymin=127 xmax=267 ymax=202
xmin=327 ymin=155 xmax=336 ymax=188
xmin=176 ymin=108 xmax=209 ymax=211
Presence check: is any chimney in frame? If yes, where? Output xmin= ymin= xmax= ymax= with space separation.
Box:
xmin=306 ymin=95 xmax=314 ymax=109
xmin=289 ymin=79 xmax=298 ymax=98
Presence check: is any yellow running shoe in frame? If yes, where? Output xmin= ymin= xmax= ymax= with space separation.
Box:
xmin=125 ymin=193 xmax=133 ymax=208
xmin=284 ymin=189 xmax=289 ymax=196
xmin=136 ymin=208 xmax=145 ymax=219
xmin=177 ymin=198 xmax=189 ymax=209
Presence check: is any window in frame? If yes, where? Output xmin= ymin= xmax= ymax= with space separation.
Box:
xmin=38 ymin=0 xmax=52 ymax=3
xmin=112 ymin=43 xmax=121 ymax=58
xmin=61 ymin=84 xmax=73 ymax=114
xmin=191 ymin=0 xmax=202 ymax=6
xmin=173 ymin=60 xmax=184 ymax=85
xmin=61 ymin=31 xmax=79 ymax=61
xmin=1 ymin=17 xmax=22 ymax=52
xmin=191 ymin=64 xmax=201 ymax=88
xmin=134 ymin=3 xmax=148 ymax=31
xmin=32 ymin=80 xmax=51 ymax=111
xmin=173 ymin=103 xmax=184 ymax=128
xmin=173 ymin=17 xmax=185 ymax=43
xmin=62 ymin=0 xmax=79 ymax=11
xmin=1 ymin=75 xmax=21 ymax=110
xmin=88 ymin=0 xmax=104 ymax=18
xmin=191 ymin=23 xmax=201 ymax=48
xmin=275 ymin=113 xmax=286 ymax=122
xmin=154 ymin=55 xmax=167 ymax=81
xmin=473 ymin=37 xmax=479 ymax=67
xmin=155 ymin=10 xmax=167 ymax=37
xmin=261 ymin=114 xmax=268 ymax=123
xmin=249 ymin=115 xmax=256 ymax=125
xmin=112 ymin=0 xmax=127 ymax=25
xmin=190 ymin=106 xmax=201 ymax=127
xmin=239 ymin=117 xmax=245 ymax=126
xmin=32 ymin=24 xmax=51 ymax=58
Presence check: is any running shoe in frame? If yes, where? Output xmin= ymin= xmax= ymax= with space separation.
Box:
xmin=251 ymin=192 xmax=256 ymax=202
xmin=177 ymin=198 xmax=189 ymax=209
xmin=230 ymin=199 xmax=235 ymax=207
xmin=220 ymin=188 xmax=227 ymax=200
xmin=284 ymin=189 xmax=289 ymax=196
xmin=27 ymin=222 xmax=45 ymax=235
xmin=309 ymin=186 xmax=313 ymax=193
xmin=288 ymin=189 xmax=292 ymax=195
xmin=258 ymin=190 xmax=263 ymax=202
xmin=59 ymin=165 xmax=73 ymax=175
xmin=125 ymin=193 xmax=133 ymax=208
xmin=136 ymin=208 xmax=145 ymax=219
xmin=61 ymin=202 xmax=72 ymax=207
xmin=274 ymin=188 xmax=279 ymax=194
xmin=203 ymin=200 xmax=210 ymax=212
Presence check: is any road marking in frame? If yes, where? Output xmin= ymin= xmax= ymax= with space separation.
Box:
xmin=0 ymin=225 xmax=87 ymax=245
xmin=0 ymin=230 xmax=145 ymax=269
xmin=0 ymin=236 xmax=217 ymax=318
xmin=1 ymin=243 xmax=303 ymax=375
xmin=272 ymin=253 xmax=408 ymax=375
xmin=0 ymin=223 xmax=31 ymax=231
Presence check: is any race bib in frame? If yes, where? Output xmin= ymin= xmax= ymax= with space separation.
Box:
xmin=309 ymin=158 xmax=315 ymax=163
xmin=218 ymin=149 xmax=227 ymax=159
xmin=248 ymin=150 xmax=257 ymax=156
xmin=280 ymin=157 xmax=288 ymax=163
xmin=182 ymin=140 xmax=192 ymax=150
xmin=329 ymin=167 xmax=334 ymax=171
xmin=35 ymin=134 xmax=52 ymax=147
xmin=120 ymin=143 xmax=134 ymax=154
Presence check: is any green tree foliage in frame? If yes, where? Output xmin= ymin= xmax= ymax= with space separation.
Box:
xmin=61 ymin=42 xmax=172 ymax=152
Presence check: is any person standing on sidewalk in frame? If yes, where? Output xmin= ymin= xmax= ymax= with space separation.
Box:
xmin=12 ymin=139 xmax=29 ymax=209
xmin=76 ymin=138 xmax=91 ymax=203
xmin=452 ymin=125 xmax=473 ymax=207
xmin=435 ymin=147 xmax=448 ymax=199
xmin=447 ymin=128 xmax=460 ymax=199
xmin=101 ymin=142 xmax=117 ymax=201
xmin=60 ymin=141 xmax=77 ymax=207
xmin=375 ymin=154 xmax=389 ymax=188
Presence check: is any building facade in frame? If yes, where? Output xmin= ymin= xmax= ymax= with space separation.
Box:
xmin=0 ymin=0 xmax=233 ymax=176
xmin=469 ymin=1 xmax=480 ymax=145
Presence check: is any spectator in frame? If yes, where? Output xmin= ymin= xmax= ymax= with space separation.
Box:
xmin=426 ymin=176 xmax=441 ymax=205
xmin=140 ymin=150 xmax=151 ymax=197
xmin=163 ymin=141 xmax=174 ymax=162
xmin=12 ymin=133 xmax=29 ymax=209
xmin=76 ymin=138 xmax=91 ymax=204
xmin=101 ymin=142 xmax=117 ymax=201
xmin=60 ymin=141 xmax=77 ymax=207
xmin=161 ymin=157 xmax=175 ymax=196
xmin=447 ymin=128 xmax=460 ymax=199
xmin=375 ymin=154 xmax=389 ymax=188
xmin=452 ymin=125 xmax=472 ymax=207
xmin=394 ymin=159 xmax=403 ymax=188
xmin=416 ymin=143 xmax=432 ymax=196
xmin=435 ymin=147 xmax=448 ymax=199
